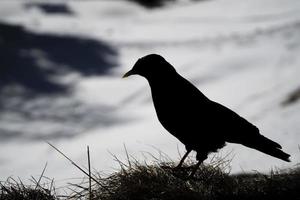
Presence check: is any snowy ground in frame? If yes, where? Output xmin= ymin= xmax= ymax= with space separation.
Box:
xmin=0 ymin=0 xmax=300 ymax=188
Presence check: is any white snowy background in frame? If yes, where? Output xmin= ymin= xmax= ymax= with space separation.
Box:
xmin=0 ymin=0 xmax=300 ymax=188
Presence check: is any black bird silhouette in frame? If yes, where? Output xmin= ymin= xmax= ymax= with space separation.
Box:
xmin=123 ymin=54 xmax=291 ymax=176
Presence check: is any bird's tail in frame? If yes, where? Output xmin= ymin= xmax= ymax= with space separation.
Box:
xmin=245 ymin=135 xmax=291 ymax=162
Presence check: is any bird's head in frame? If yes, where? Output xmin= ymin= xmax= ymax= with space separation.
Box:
xmin=122 ymin=54 xmax=176 ymax=80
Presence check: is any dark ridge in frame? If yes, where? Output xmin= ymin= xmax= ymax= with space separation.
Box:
xmin=128 ymin=0 xmax=176 ymax=8
xmin=128 ymin=0 xmax=211 ymax=8
xmin=0 ymin=22 xmax=118 ymax=96
xmin=24 ymin=2 xmax=73 ymax=15
xmin=282 ymin=87 xmax=300 ymax=106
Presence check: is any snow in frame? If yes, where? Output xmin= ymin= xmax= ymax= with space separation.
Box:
xmin=0 ymin=0 xmax=300 ymax=189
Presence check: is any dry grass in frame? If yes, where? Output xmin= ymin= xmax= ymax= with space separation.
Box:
xmin=1 ymin=145 xmax=299 ymax=200
xmin=0 ymin=167 xmax=57 ymax=200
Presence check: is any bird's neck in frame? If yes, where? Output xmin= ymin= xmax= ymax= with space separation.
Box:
xmin=146 ymin=75 xmax=174 ymax=90
xmin=146 ymin=74 xmax=179 ymax=101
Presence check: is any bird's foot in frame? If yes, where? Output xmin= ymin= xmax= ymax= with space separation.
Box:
xmin=160 ymin=165 xmax=173 ymax=170
xmin=160 ymin=164 xmax=190 ymax=179
xmin=160 ymin=164 xmax=199 ymax=181
xmin=161 ymin=162 xmax=202 ymax=181
xmin=187 ymin=162 xmax=202 ymax=179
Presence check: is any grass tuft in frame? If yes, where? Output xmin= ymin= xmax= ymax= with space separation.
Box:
xmin=0 ymin=177 xmax=57 ymax=200
xmin=1 ymin=146 xmax=299 ymax=200
xmin=68 ymin=151 xmax=300 ymax=200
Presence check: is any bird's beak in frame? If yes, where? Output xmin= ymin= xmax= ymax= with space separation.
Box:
xmin=122 ymin=69 xmax=134 ymax=78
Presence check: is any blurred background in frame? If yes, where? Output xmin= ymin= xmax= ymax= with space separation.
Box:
xmin=0 ymin=0 xmax=300 ymax=187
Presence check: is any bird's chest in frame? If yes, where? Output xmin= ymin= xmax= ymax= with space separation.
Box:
xmin=150 ymin=85 xmax=191 ymax=132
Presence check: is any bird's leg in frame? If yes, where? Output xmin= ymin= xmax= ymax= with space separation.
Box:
xmin=188 ymin=161 xmax=202 ymax=178
xmin=188 ymin=153 xmax=207 ymax=178
xmin=176 ymin=149 xmax=192 ymax=168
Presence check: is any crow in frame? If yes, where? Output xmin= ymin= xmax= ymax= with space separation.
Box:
xmin=123 ymin=54 xmax=291 ymax=176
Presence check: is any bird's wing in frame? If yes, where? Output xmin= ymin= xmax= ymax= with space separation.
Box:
xmin=206 ymin=100 xmax=261 ymax=143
